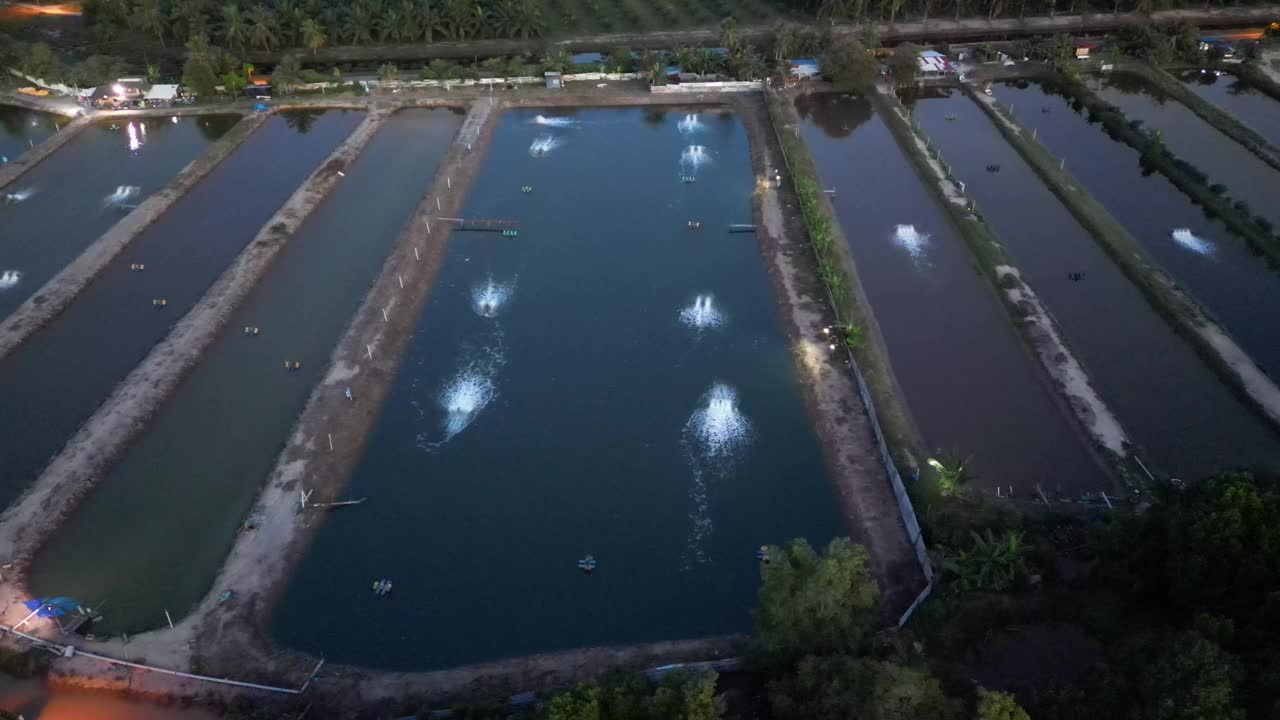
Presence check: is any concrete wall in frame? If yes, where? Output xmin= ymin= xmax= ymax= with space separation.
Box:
xmin=652 ymin=81 xmax=764 ymax=93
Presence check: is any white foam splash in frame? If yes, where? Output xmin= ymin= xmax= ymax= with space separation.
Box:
xmin=103 ymin=185 xmax=140 ymax=208
xmin=0 ymin=270 xmax=20 ymax=290
xmin=677 ymin=114 xmax=703 ymax=134
xmin=1171 ymin=228 xmax=1213 ymax=257
xmin=686 ymin=383 xmax=752 ymax=462
xmin=533 ymin=114 xmax=578 ymax=127
xmin=893 ymin=224 xmax=930 ymax=259
xmin=471 ymin=277 xmax=515 ymax=318
xmin=680 ymin=145 xmax=710 ymax=171
xmin=678 ymin=294 xmax=724 ymax=330
xmin=529 ymin=135 xmax=563 ymax=156
xmin=439 ymin=369 xmax=496 ymax=442
xmin=2 ymin=188 xmax=34 ymax=204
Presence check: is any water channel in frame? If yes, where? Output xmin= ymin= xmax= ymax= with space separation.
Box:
xmin=1092 ymin=72 xmax=1280 ymax=235
xmin=1174 ymin=69 xmax=1280 ymax=149
xmin=904 ymin=87 xmax=1279 ymax=479
xmin=0 ymin=110 xmax=361 ymax=515
xmin=795 ymin=93 xmax=1106 ymax=496
xmin=272 ymin=107 xmax=844 ymax=670
xmin=28 ymin=109 xmax=464 ymax=634
xmin=0 ymin=115 xmax=238 ymax=320
xmin=0 ymin=105 xmax=58 ymax=164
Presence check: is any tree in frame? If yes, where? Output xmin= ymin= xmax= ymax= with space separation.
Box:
xmin=246 ymin=4 xmax=277 ymax=50
xmin=220 ymin=3 xmax=248 ymax=54
xmin=927 ymin=450 xmax=974 ymax=496
xmin=130 ymin=0 xmax=168 ymax=47
xmin=22 ymin=42 xmax=61 ymax=81
xmin=182 ymin=33 xmax=222 ymax=98
xmin=545 ymin=683 xmax=601 ymax=720
xmin=416 ymin=0 xmax=443 ymax=41
xmin=606 ymin=46 xmax=633 ymax=73
xmin=376 ymin=3 xmax=405 ymax=41
xmin=377 ymin=62 xmax=399 ymax=83
xmin=397 ymin=0 xmax=422 ymax=40
xmin=493 ymin=0 xmax=546 ymax=39
xmin=541 ymin=48 xmax=570 ymax=73
xmin=821 ymin=38 xmax=877 ymax=89
xmin=1105 ymin=631 xmax=1244 ymax=720
xmin=220 ymin=69 xmax=246 ymax=97
xmin=769 ymin=655 xmax=954 ymax=720
xmin=976 ymin=689 xmax=1030 ymax=720
xmin=344 ymin=2 xmax=376 ymax=44
xmin=753 ymin=538 xmax=879 ymax=668
xmin=301 ymin=17 xmax=326 ymax=55
xmin=272 ymin=53 xmax=301 ymax=93
xmin=887 ymin=42 xmax=920 ymax=86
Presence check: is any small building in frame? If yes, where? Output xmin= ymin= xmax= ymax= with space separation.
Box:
xmin=1074 ymin=40 xmax=1099 ymax=59
xmin=143 ymin=84 xmax=180 ymax=107
xmin=1199 ymin=37 xmax=1236 ymax=59
xmin=916 ymin=50 xmax=954 ymax=78
xmin=788 ymin=58 xmax=821 ymax=80
xmin=544 ymin=71 xmax=563 ymax=89
xmin=89 ymin=77 xmax=150 ymax=109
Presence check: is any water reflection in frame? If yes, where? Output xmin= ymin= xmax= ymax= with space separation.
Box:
xmin=794 ymin=92 xmax=874 ymax=139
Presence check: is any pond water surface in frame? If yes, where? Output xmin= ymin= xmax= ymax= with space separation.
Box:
xmin=1175 ymin=68 xmax=1280 ymax=148
xmin=796 ymin=93 xmax=1106 ymax=496
xmin=0 ymin=105 xmax=59 ymax=163
xmin=28 ymin=109 xmax=465 ymax=634
xmin=0 ymin=115 xmax=238 ymax=320
xmin=272 ymin=107 xmax=843 ymax=670
xmin=0 ymin=111 xmax=361 ymax=516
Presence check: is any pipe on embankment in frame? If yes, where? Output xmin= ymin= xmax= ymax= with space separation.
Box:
xmin=872 ymin=83 xmax=1130 ymax=464
xmin=965 ymin=81 xmax=1280 ymax=433
xmin=0 ymin=114 xmax=93 ymax=192
xmin=189 ymin=100 xmax=498 ymax=677
xmin=0 ymin=112 xmax=260 ymax=360
xmin=0 ymin=110 xmax=391 ymax=597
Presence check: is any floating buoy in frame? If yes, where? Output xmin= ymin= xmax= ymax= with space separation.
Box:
xmin=284 ymin=360 xmax=290 ymax=370
xmin=1068 ymin=272 xmax=1086 ymax=282
xmin=130 ymin=263 xmax=145 ymax=271
xmin=521 ymin=185 xmax=533 ymax=193
xmin=293 ymin=361 xmax=301 ymax=370
xmin=681 ymin=175 xmax=696 ymax=183
xmin=372 ymin=579 xmax=393 ymax=595
xmin=502 ymin=229 xmax=519 ymax=237
xmin=152 ymin=298 xmax=167 ymax=307
xmin=688 ymin=221 xmax=701 ymax=230
xmin=577 ymin=555 xmax=597 ymax=574
xmin=985 ymin=164 xmax=1000 ymax=173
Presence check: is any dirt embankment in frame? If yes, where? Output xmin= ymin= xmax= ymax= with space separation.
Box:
xmin=0 ymin=113 xmax=91 ymax=192
xmin=734 ymin=93 xmax=927 ymax=620
xmin=0 ymin=111 xmax=260 ymax=358
xmin=0 ymin=110 xmax=390 ymax=636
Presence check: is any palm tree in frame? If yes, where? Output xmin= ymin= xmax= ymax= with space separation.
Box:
xmin=540 ymin=48 xmax=569 ymax=73
xmin=131 ymin=0 xmax=169 ymax=47
xmin=247 ymin=4 xmax=277 ymax=50
xmin=493 ymin=0 xmax=546 ymax=40
xmin=927 ymin=450 xmax=974 ymax=497
xmin=377 ymin=62 xmax=399 ymax=83
xmin=415 ymin=0 xmax=442 ymax=41
xmin=272 ymin=53 xmax=301 ymax=93
xmin=274 ymin=0 xmax=304 ymax=47
xmin=301 ymin=17 xmax=325 ymax=55
xmin=957 ymin=530 xmax=1026 ymax=592
xmin=693 ymin=47 xmax=721 ymax=77
xmin=170 ymin=0 xmax=210 ymax=43
xmin=817 ymin=0 xmax=854 ymax=24
xmin=221 ymin=3 xmax=249 ymax=54
xmin=377 ymin=4 xmax=404 ymax=40
xmin=443 ymin=0 xmax=479 ymax=39
xmin=343 ymin=2 xmax=375 ymax=44
xmin=397 ymin=0 xmax=422 ymax=41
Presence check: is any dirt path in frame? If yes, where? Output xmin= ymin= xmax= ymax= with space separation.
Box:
xmin=734 ymin=94 xmax=927 ymax=620
xmin=0 ymin=110 xmax=390 ymax=646
xmin=0 ymin=112 xmax=260 ymax=357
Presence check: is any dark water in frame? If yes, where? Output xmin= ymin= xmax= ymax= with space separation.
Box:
xmin=28 ymin=110 xmax=463 ymax=634
xmin=1175 ymin=69 xmax=1280 ymax=148
xmin=904 ymin=88 xmax=1279 ymax=479
xmin=272 ymin=108 xmax=843 ymax=670
xmin=1094 ymin=73 xmax=1280 ymax=234
xmin=0 ymin=115 xmax=238 ymax=320
xmin=994 ymin=80 xmax=1280 ymax=405
xmin=0 ymin=111 xmax=360 ymax=516
xmin=795 ymin=93 xmax=1105 ymax=496
xmin=0 ymin=105 xmax=59 ymax=163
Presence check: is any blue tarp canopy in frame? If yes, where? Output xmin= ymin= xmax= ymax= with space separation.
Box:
xmin=22 ymin=597 xmax=78 ymax=618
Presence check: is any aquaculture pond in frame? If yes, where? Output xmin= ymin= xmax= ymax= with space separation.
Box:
xmin=28 ymin=109 xmax=465 ymax=633
xmin=904 ymin=88 xmax=1279 ymax=479
xmin=0 ymin=110 xmax=360 ymax=514
xmin=1093 ymin=73 xmax=1280 ymax=234
xmin=1175 ymin=69 xmax=1280 ymax=148
xmin=0 ymin=105 xmax=59 ymax=163
xmin=0 ymin=115 xmax=238 ymax=320
xmin=994 ymin=80 xmax=1280 ymax=447
xmin=795 ymin=93 xmax=1105 ymax=496
xmin=272 ymin=107 xmax=844 ymax=670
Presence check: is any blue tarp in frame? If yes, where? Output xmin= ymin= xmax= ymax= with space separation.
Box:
xmin=22 ymin=597 xmax=78 ymax=618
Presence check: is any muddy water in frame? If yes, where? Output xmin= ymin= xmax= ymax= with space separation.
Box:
xmin=1094 ymin=73 xmax=1280 ymax=233
xmin=994 ymin=80 xmax=1280 ymax=403
xmin=0 ymin=115 xmax=238 ymax=320
xmin=0 ymin=110 xmax=361 ymax=515
xmin=0 ymin=675 xmax=218 ymax=720
xmin=272 ymin=107 xmax=843 ymax=670
xmin=795 ymin=93 xmax=1105 ymax=495
xmin=0 ymin=105 xmax=59 ymax=163
xmin=27 ymin=109 xmax=464 ymax=634
xmin=1175 ymin=69 xmax=1280 ymax=147
xmin=905 ymin=88 xmax=1279 ymax=478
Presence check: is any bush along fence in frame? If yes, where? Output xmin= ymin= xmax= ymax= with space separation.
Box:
xmin=872 ymin=82 xmax=1131 ymax=472
xmin=1117 ymin=61 xmax=1280 ymax=174
xmin=764 ymin=88 xmax=932 ymax=627
xmin=1047 ymin=71 xmax=1280 ymax=268
xmin=967 ymin=82 xmax=1280 ymax=438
